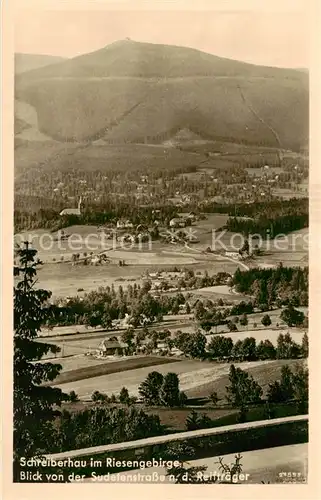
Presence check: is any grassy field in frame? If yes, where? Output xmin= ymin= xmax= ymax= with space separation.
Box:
xmin=15 ymin=215 xmax=307 ymax=299
xmin=32 ymin=259 xmax=241 ymax=298
xmin=145 ymin=400 xmax=301 ymax=432
xmin=53 ymin=358 xmax=278 ymax=400
xmin=59 ymin=358 xmax=305 ymax=431
xmin=50 ymin=356 xmax=179 ymax=385
xmin=15 ymin=223 xmax=241 ymax=297
xmin=206 ymin=327 xmax=305 ymax=345
xmin=186 ymin=358 xmax=306 ymax=400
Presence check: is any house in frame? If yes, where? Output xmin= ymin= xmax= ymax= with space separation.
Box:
xmin=235 ymin=216 xmax=254 ymax=221
xmin=98 ymin=337 xmax=127 ymax=356
xmin=169 ymin=218 xmax=186 ymax=228
xmin=148 ymin=272 xmax=160 ymax=279
xmin=116 ymin=219 xmax=134 ymax=230
xmin=60 ymin=197 xmax=82 ymax=216
xmin=225 ymin=251 xmax=240 ymax=259
xmin=178 ymin=211 xmax=197 ymax=222
xmin=90 ymin=255 xmax=100 ymax=265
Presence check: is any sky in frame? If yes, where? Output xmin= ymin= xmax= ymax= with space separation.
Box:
xmin=14 ymin=9 xmax=309 ymax=68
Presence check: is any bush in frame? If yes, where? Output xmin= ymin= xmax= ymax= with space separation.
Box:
xmin=261 ymin=314 xmax=272 ymax=327
xmin=68 ymin=390 xmax=79 ymax=403
xmin=119 ymin=387 xmax=130 ymax=405
xmin=91 ymin=391 xmax=109 ymax=403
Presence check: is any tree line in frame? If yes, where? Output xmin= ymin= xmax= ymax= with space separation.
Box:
xmin=200 ymin=197 xmax=308 ymax=218
xmin=46 ymin=283 xmax=187 ymax=329
xmin=225 ymin=213 xmax=308 ymax=237
xmin=184 ymin=362 xmax=308 ymax=432
xmin=173 ymin=330 xmax=307 ymax=361
xmin=232 ymin=265 xmax=308 ymax=308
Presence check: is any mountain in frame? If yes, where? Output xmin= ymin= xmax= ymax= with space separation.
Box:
xmin=15 ymin=53 xmax=67 ymax=74
xmin=15 ymin=40 xmax=308 ymax=151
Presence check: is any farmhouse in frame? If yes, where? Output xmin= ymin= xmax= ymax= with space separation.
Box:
xmin=169 ymin=217 xmax=187 ymax=228
xmin=98 ymin=337 xmax=127 ymax=356
xmin=225 ymin=251 xmax=240 ymax=259
xmin=116 ymin=219 xmax=134 ymax=229
xmin=235 ymin=216 xmax=254 ymax=221
xmin=90 ymin=255 xmax=100 ymax=265
xmin=178 ymin=211 xmax=197 ymax=222
xmin=60 ymin=197 xmax=82 ymax=216
xmin=159 ymin=271 xmax=184 ymax=279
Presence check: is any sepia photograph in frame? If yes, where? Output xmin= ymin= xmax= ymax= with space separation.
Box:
xmin=6 ymin=0 xmax=313 ymax=490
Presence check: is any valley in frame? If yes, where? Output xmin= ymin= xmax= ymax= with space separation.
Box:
xmin=13 ymin=39 xmax=309 ymax=484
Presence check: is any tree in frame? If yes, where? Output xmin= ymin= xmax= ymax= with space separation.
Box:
xmin=194 ymin=301 xmax=206 ymax=321
xmin=276 ymin=332 xmax=301 ymax=359
xmin=227 ymin=321 xmax=238 ymax=332
xmin=261 ymin=314 xmax=272 ymax=327
xmin=225 ymin=365 xmax=263 ymax=419
xmin=240 ymin=238 xmax=250 ymax=255
xmin=292 ymin=363 xmax=308 ymax=413
xmin=135 ymin=329 xmax=146 ymax=348
xmin=121 ymin=327 xmax=135 ymax=346
xmin=207 ymin=336 xmax=233 ymax=360
xmin=241 ymin=337 xmax=257 ymax=361
xmin=200 ymin=320 xmax=213 ymax=333
xmin=301 ymin=332 xmax=309 ymax=358
xmin=14 ymin=243 xmax=67 ymax=473
xmin=185 ymin=410 xmax=201 ymax=431
xmin=280 ymin=305 xmax=305 ymax=327
xmin=239 ymin=314 xmax=248 ymax=327
xmin=256 ymin=339 xmax=276 ymax=360
xmin=85 ymin=311 xmax=102 ymax=328
xmin=101 ymin=312 xmax=112 ymax=329
xmin=279 ymin=365 xmax=295 ymax=400
xmin=68 ymin=390 xmax=79 ymax=402
xmin=216 ymin=454 xmax=243 ymax=483
xmin=160 ymin=373 xmax=181 ymax=407
xmin=178 ymin=391 xmax=188 ymax=406
xmin=267 ymin=364 xmax=296 ymax=404
xmin=91 ymin=391 xmax=109 ymax=403
xmin=231 ymin=339 xmax=243 ymax=360
xmin=209 ymin=391 xmax=219 ymax=405
xmin=57 ymin=405 xmax=163 ymax=452
xmin=138 ymin=371 xmax=164 ymax=405
xmin=119 ymin=387 xmax=131 ymax=405
xmin=176 ymin=331 xmax=207 ymax=359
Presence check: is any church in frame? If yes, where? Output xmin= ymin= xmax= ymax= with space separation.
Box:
xmin=60 ymin=197 xmax=82 ymax=216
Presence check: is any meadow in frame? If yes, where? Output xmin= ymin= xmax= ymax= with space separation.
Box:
xmin=186 ymin=359 xmax=305 ymax=400
xmin=52 ymin=356 xmax=179 ymax=385
xmin=53 ymin=358 xmax=284 ymax=400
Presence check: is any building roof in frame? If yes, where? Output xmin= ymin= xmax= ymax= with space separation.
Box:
xmin=99 ymin=338 xmax=127 ymax=350
xmin=170 ymin=217 xmax=186 ymax=224
xmin=60 ymin=208 xmax=81 ymax=216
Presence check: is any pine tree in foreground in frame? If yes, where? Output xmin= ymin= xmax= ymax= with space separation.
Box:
xmin=13 ymin=242 xmax=67 ymax=477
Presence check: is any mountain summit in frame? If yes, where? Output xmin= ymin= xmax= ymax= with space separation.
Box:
xmin=16 ymin=39 xmax=305 ymax=80
xmin=15 ymin=41 xmax=308 ymax=149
